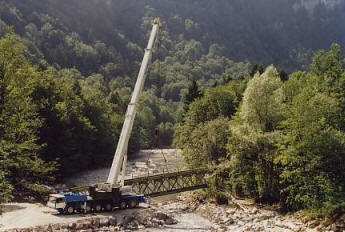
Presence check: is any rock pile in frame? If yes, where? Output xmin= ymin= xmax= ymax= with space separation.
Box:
xmin=195 ymin=203 xmax=304 ymax=232
xmin=4 ymin=217 xmax=117 ymax=232
xmin=118 ymin=210 xmax=177 ymax=230
xmin=194 ymin=201 xmax=345 ymax=232
xmin=176 ymin=193 xmax=345 ymax=232
xmin=3 ymin=210 xmax=177 ymax=232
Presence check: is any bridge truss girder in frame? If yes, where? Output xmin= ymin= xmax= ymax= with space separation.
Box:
xmin=124 ymin=169 xmax=208 ymax=197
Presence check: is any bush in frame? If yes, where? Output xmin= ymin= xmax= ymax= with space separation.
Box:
xmin=175 ymin=118 xmax=230 ymax=168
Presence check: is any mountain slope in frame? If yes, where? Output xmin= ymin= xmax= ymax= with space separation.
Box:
xmin=0 ymin=0 xmax=344 ymax=72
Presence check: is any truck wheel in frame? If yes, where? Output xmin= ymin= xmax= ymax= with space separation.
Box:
xmin=94 ymin=204 xmax=102 ymax=212
xmin=120 ymin=202 xmax=127 ymax=209
xmin=128 ymin=200 xmax=139 ymax=209
xmin=105 ymin=203 xmax=112 ymax=212
xmin=84 ymin=205 xmax=91 ymax=214
xmin=66 ymin=206 xmax=74 ymax=214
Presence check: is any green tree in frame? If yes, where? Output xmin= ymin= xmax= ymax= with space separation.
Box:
xmin=175 ymin=118 xmax=230 ymax=167
xmin=186 ymin=84 xmax=240 ymax=125
xmin=310 ymin=44 xmax=344 ymax=81
xmin=0 ymin=34 xmax=55 ymax=200
xmin=175 ymin=83 xmax=241 ymax=168
xmin=183 ymin=80 xmax=202 ymax=110
xmin=239 ymin=65 xmax=284 ymax=132
xmin=227 ymin=66 xmax=283 ymax=202
xmin=0 ymin=169 xmax=13 ymax=204
xmin=277 ymin=47 xmax=345 ymax=213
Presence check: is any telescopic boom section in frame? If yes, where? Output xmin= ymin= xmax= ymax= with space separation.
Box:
xmin=107 ymin=19 xmax=160 ymax=186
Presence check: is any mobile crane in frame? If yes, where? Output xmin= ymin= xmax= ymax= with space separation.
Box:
xmin=47 ymin=18 xmax=161 ymax=214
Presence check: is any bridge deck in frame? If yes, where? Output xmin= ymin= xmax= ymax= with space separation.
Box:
xmin=124 ymin=169 xmax=208 ymax=197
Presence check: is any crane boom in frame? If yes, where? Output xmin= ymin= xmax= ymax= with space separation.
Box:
xmin=107 ymin=19 xmax=160 ymax=186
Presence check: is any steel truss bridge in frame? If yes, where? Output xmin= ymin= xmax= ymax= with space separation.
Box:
xmin=124 ymin=169 xmax=208 ymax=197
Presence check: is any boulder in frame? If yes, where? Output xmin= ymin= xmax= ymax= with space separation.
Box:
xmin=83 ymin=219 xmax=93 ymax=229
xmin=92 ymin=218 xmax=100 ymax=228
xmin=109 ymin=217 xmax=117 ymax=226
xmin=68 ymin=222 xmax=77 ymax=230
xmin=154 ymin=212 xmax=169 ymax=220
xmin=165 ymin=217 xmax=178 ymax=225
xmin=75 ymin=221 xmax=84 ymax=230
xmin=99 ymin=218 xmax=110 ymax=227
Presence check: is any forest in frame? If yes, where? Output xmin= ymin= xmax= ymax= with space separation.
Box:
xmin=0 ymin=0 xmax=345 ymax=216
xmin=176 ymin=45 xmax=345 ymax=216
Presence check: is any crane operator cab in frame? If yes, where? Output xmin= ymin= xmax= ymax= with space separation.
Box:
xmin=47 ymin=194 xmax=67 ymax=213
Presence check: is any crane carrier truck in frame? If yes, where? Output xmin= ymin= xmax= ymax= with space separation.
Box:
xmin=47 ymin=187 xmax=146 ymax=214
xmin=47 ymin=18 xmax=161 ymax=214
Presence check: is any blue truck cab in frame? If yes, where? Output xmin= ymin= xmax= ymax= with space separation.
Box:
xmin=47 ymin=192 xmax=91 ymax=214
xmin=47 ymin=187 xmax=147 ymax=214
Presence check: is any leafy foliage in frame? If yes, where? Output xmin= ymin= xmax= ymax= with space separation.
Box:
xmin=0 ymin=34 xmax=124 ymax=201
xmin=276 ymin=45 xmax=345 ymax=213
xmin=176 ymin=45 xmax=345 ymax=216
xmin=227 ymin=66 xmax=283 ymax=202
xmin=176 ymin=118 xmax=230 ymax=168
xmin=0 ymin=34 xmax=55 ymax=200
xmin=175 ymin=82 xmax=245 ymax=167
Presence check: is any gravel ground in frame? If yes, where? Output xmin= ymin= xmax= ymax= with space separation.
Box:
xmin=0 ymin=202 xmax=111 ymax=230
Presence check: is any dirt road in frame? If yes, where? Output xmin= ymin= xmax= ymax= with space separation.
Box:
xmin=0 ymin=203 xmax=113 ymax=231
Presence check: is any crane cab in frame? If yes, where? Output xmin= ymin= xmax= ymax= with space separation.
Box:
xmin=47 ymin=194 xmax=66 ymax=210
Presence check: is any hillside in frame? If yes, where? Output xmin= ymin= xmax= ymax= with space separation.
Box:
xmin=1 ymin=0 xmax=344 ymax=72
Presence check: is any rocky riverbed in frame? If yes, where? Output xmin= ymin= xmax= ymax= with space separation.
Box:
xmin=2 ymin=194 xmax=345 ymax=232
xmin=158 ymin=194 xmax=345 ymax=232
